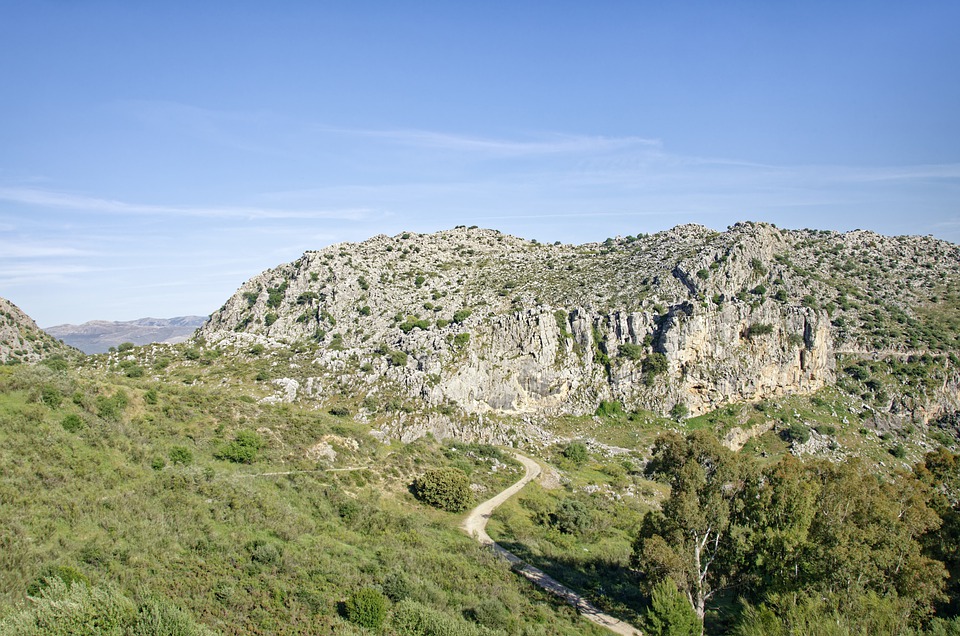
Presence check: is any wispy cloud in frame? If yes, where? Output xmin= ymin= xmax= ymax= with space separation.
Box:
xmin=0 ymin=263 xmax=106 ymax=287
xmin=0 ymin=241 xmax=95 ymax=258
xmin=810 ymin=163 xmax=960 ymax=183
xmin=0 ymin=187 xmax=373 ymax=221
xmin=316 ymin=126 xmax=661 ymax=157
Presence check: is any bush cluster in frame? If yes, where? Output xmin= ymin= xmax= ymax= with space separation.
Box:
xmin=413 ymin=467 xmax=471 ymax=512
xmin=213 ymin=430 xmax=263 ymax=464
xmin=343 ymin=587 xmax=388 ymax=629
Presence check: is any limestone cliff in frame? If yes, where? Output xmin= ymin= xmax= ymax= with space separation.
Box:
xmin=198 ymin=223 xmax=959 ymax=420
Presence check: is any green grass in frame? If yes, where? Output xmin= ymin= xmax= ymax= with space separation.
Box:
xmin=0 ymin=364 xmax=605 ymax=635
xmin=486 ymin=455 xmax=654 ymax=628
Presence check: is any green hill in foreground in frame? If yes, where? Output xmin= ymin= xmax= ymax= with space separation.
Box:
xmin=1 ymin=222 xmax=959 ymax=635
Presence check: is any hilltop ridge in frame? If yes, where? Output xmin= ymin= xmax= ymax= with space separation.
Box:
xmin=196 ymin=222 xmax=960 ymax=428
xmin=0 ymin=297 xmax=77 ymax=364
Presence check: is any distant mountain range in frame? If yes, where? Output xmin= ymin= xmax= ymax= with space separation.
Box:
xmin=44 ymin=316 xmax=208 ymax=354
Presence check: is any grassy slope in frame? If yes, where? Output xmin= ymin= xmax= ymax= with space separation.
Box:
xmin=0 ymin=362 xmax=607 ymax=635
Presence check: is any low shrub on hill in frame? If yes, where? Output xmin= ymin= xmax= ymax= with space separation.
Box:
xmin=413 ymin=467 xmax=471 ymax=512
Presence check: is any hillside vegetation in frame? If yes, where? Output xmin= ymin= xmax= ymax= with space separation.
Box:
xmin=0 ymin=359 xmax=606 ymax=635
xmin=2 ymin=222 xmax=960 ymax=634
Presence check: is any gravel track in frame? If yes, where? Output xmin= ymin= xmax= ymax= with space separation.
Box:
xmin=462 ymin=453 xmax=642 ymax=636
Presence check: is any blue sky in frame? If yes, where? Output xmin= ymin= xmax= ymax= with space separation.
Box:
xmin=2 ymin=1 xmax=959 ymax=326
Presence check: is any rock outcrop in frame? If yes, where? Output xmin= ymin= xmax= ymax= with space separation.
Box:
xmin=0 ymin=297 xmax=78 ymax=364
xmin=198 ymin=223 xmax=960 ymax=421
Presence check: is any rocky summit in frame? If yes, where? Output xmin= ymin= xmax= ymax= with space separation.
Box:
xmin=0 ymin=297 xmax=77 ymax=364
xmin=198 ymin=222 xmax=960 ymax=425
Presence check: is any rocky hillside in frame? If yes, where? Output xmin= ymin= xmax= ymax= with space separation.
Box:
xmin=0 ymin=297 xmax=77 ymax=364
xmin=198 ymin=223 xmax=960 ymax=422
xmin=45 ymin=316 xmax=207 ymax=354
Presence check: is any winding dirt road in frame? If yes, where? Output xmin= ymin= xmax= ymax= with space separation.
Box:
xmin=462 ymin=453 xmax=642 ymax=636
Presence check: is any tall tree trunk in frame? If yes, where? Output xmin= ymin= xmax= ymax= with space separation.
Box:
xmin=693 ymin=540 xmax=706 ymax=633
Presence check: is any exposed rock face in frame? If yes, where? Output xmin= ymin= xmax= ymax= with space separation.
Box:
xmin=44 ymin=316 xmax=207 ymax=354
xmin=198 ymin=223 xmax=960 ymax=420
xmin=0 ymin=297 xmax=77 ymax=364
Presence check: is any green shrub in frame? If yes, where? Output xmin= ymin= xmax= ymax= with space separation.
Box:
xmin=3 ymin=579 xmax=134 ymax=636
xmin=466 ymin=597 xmax=512 ymax=631
xmin=264 ymin=312 xmax=278 ymax=327
xmin=643 ymin=578 xmax=701 ymax=636
xmin=890 ymin=444 xmax=907 ymax=459
xmin=618 ymin=343 xmax=644 ymax=360
xmin=814 ymin=424 xmax=837 ymax=437
xmin=389 ymin=350 xmax=408 ymax=367
xmin=42 ymin=357 xmax=69 ymax=372
xmin=670 ymin=402 xmax=689 ymax=420
xmin=214 ymin=430 xmax=263 ymax=464
xmin=783 ymin=422 xmax=810 ymax=444
xmin=453 ymin=332 xmax=470 ymax=347
xmin=96 ymin=391 xmax=129 ymax=421
xmin=642 ymin=352 xmax=668 ymax=380
xmin=117 ymin=342 xmax=135 ymax=352
xmin=744 ymin=323 xmax=774 ymax=339
xmin=246 ymin=538 xmax=283 ymax=566
xmin=382 ymin=570 xmax=411 ymax=602
xmin=61 ymin=413 xmax=84 ymax=433
xmin=5 ymin=579 xmax=215 ymax=636
xmin=391 ymin=599 xmax=488 ymax=636
xmin=169 ymin=446 xmax=193 ymax=465
xmin=131 ymin=595 xmax=218 ymax=635
xmin=266 ymin=285 xmax=286 ymax=308
xmin=343 ymin=587 xmax=387 ymax=629
xmin=328 ymin=406 xmax=350 ymax=417
xmin=40 ymin=385 xmax=63 ymax=408
xmin=399 ymin=317 xmax=431 ymax=333
xmin=26 ymin=565 xmax=90 ymax=596
xmin=413 ymin=467 xmax=471 ymax=512
xmin=595 ymin=400 xmax=624 ymax=418
xmin=452 ymin=309 xmax=472 ymax=324
xmin=562 ymin=442 xmax=589 ymax=465
xmin=551 ymin=498 xmax=591 ymax=535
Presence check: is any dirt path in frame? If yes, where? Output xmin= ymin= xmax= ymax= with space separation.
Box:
xmin=462 ymin=453 xmax=643 ymax=636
